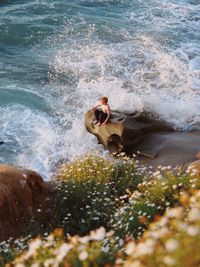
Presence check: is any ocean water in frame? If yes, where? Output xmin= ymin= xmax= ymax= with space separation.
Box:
xmin=0 ymin=0 xmax=200 ymax=179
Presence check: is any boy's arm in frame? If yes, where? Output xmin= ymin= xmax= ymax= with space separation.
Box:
xmin=92 ymin=104 xmax=100 ymax=110
xmin=91 ymin=102 xmax=101 ymax=111
xmin=101 ymin=106 xmax=111 ymax=125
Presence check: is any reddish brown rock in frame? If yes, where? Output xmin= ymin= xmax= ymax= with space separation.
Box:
xmin=0 ymin=165 xmax=51 ymax=240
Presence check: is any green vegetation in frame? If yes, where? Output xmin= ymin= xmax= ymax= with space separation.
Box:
xmin=34 ymin=155 xmax=140 ymax=236
xmin=111 ymin=166 xmax=200 ymax=240
xmin=123 ymin=190 xmax=200 ymax=267
xmin=1 ymin=154 xmax=200 ymax=266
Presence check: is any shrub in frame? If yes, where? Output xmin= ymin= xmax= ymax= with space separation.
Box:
xmin=110 ymin=167 xmax=200 ymax=240
xmin=0 ymin=236 xmax=31 ymax=267
xmin=12 ymin=227 xmax=117 ymax=267
xmin=24 ymin=154 xmax=141 ymax=237
xmin=123 ymin=190 xmax=200 ymax=267
xmin=1 ymin=155 xmax=200 ymax=266
xmin=10 ymin=190 xmax=200 ymax=267
xmin=38 ymin=155 xmax=142 ymax=236
xmin=56 ymin=154 xmax=140 ymax=192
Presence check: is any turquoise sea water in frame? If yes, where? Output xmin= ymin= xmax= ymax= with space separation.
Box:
xmin=0 ymin=0 xmax=200 ymax=178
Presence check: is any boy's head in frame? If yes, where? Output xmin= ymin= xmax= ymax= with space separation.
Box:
xmin=99 ymin=96 xmax=108 ymax=105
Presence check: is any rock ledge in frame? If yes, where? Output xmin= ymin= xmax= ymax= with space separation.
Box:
xmin=85 ymin=110 xmax=200 ymax=167
xmin=85 ymin=110 xmax=173 ymax=154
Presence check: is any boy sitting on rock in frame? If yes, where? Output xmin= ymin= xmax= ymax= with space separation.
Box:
xmin=92 ymin=96 xmax=111 ymax=126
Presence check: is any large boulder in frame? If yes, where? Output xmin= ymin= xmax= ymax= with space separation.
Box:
xmin=85 ymin=110 xmax=200 ymax=167
xmin=0 ymin=165 xmax=51 ymax=240
xmin=85 ymin=110 xmax=173 ymax=154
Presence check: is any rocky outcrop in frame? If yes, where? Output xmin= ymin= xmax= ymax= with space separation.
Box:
xmin=134 ymin=131 xmax=200 ymax=167
xmin=85 ymin=110 xmax=200 ymax=167
xmin=85 ymin=110 xmax=173 ymax=154
xmin=0 ymin=165 xmax=52 ymax=240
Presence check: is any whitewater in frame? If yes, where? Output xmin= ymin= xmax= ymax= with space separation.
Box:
xmin=0 ymin=0 xmax=200 ymax=179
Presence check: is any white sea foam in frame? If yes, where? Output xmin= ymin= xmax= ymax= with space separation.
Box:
xmin=0 ymin=105 xmax=59 ymax=178
xmin=50 ymin=35 xmax=200 ymax=127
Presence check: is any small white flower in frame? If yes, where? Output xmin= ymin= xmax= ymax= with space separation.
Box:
xmin=79 ymin=251 xmax=88 ymax=260
xmin=25 ymin=239 xmax=42 ymax=259
xmin=163 ymin=256 xmax=176 ymax=266
xmin=150 ymin=227 xmax=168 ymax=239
xmin=90 ymin=227 xmax=106 ymax=240
xmin=178 ymin=222 xmax=187 ymax=230
xmin=187 ymin=226 xmax=200 ymax=236
xmin=135 ymin=239 xmax=154 ymax=256
xmin=166 ymin=207 xmax=183 ymax=218
xmin=79 ymin=236 xmax=90 ymax=243
xmin=15 ymin=264 xmax=26 ymax=267
xmin=165 ymin=239 xmax=179 ymax=252
xmin=44 ymin=259 xmax=55 ymax=267
xmin=47 ymin=234 xmax=54 ymax=242
xmin=128 ymin=260 xmax=141 ymax=267
xmin=188 ymin=208 xmax=200 ymax=222
xmin=56 ymin=244 xmax=72 ymax=263
xmin=115 ymin=258 xmax=124 ymax=265
xmin=125 ymin=242 xmax=136 ymax=255
xmin=154 ymin=170 xmax=160 ymax=176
